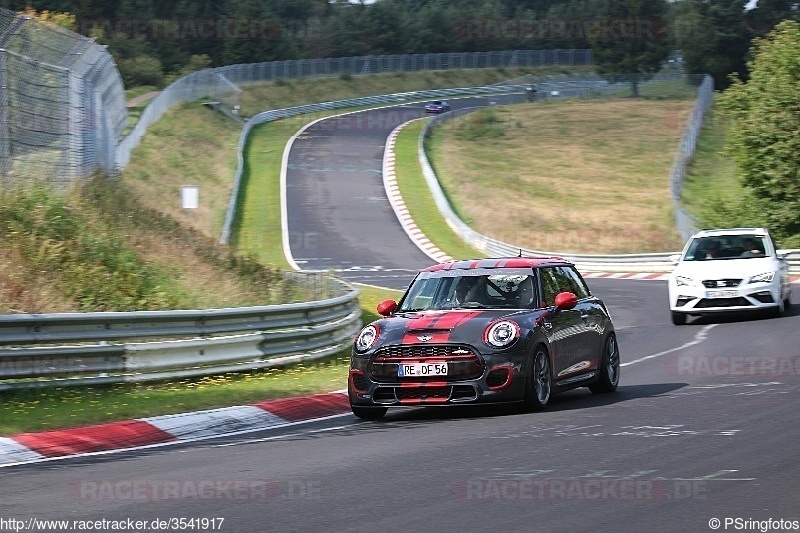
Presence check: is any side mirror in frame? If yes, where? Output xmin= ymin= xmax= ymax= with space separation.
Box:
xmin=377 ymin=299 xmax=398 ymax=317
xmin=554 ymin=292 xmax=578 ymax=311
xmin=669 ymin=254 xmax=681 ymax=264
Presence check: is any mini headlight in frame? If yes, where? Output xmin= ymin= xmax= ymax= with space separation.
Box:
xmin=674 ymin=276 xmax=695 ymax=287
xmin=485 ymin=320 xmax=519 ymax=348
xmin=355 ymin=325 xmax=380 ymax=352
xmin=749 ymin=272 xmax=775 ymax=284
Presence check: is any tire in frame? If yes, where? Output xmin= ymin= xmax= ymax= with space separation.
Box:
xmin=589 ymin=333 xmax=620 ymax=394
xmin=350 ymin=405 xmax=388 ymax=420
xmin=523 ymin=346 xmax=552 ymax=411
xmin=671 ymin=311 xmax=687 ymax=325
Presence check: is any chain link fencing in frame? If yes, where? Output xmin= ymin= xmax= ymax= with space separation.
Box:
xmin=670 ymin=74 xmax=714 ymax=241
xmin=0 ymin=7 xmax=127 ymax=188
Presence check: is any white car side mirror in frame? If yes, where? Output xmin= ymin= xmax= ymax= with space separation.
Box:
xmin=669 ymin=254 xmax=681 ymax=264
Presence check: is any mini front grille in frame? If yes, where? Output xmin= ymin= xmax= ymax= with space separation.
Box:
xmin=375 ymin=345 xmax=477 ymax=359
xmin=371 ymin=344 xmax=485 ymax=383
xmin=702 ymin=279 xmax=742 ymax=289
xmin=695 ymin=297 xmax=752 ymax=308
xmin=370 ymin=359 xmax=485 ymax=382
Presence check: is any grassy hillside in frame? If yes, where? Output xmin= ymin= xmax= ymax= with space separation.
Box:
xmin=427 ymin=98 xmax=694 ymax=254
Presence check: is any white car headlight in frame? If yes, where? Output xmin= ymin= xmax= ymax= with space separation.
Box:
xmin=484 ymin=320 xmax=519 ymax=348
xmin=355 ymin=325 xmax=380 ymax=352
xmin=749 ymin=272 xmax=775 ymax=284
xmin=674 ymin=276 xmax=696 ymax=287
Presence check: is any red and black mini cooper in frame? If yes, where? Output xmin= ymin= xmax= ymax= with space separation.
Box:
xmin=348 ymin=258 xmax=620 ymax=419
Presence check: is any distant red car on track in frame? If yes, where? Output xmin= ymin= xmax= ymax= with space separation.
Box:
xmin=348 ymin=257 xmax=620 ymax=419
xmin=424 ymin=100 xmax=451 ymax=113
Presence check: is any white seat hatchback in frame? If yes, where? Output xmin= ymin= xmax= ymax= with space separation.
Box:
xmin=668 ymin=228 xmax=792 ymax=325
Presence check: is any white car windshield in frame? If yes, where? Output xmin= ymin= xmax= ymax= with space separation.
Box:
xmin=398 ymin=272 xmax=536 ymax=311
xmin=684 ymin=234 xmax=769 ymax=261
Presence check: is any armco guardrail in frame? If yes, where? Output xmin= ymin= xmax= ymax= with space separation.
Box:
xmin=0 ymin=274 xmax=360 ymax=390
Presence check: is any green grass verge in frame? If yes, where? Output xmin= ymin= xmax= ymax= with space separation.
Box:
xmin=679 ymin=108 xmax=741 ymax=217
xmin=393 ymin=119 xmax=484 ymax=259
xmin=232 ymin=120 xmax=292 ymax=270
xmin=423 ymin=98 xmax=694 ymax=253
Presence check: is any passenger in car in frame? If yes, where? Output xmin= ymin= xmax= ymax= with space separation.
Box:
xmin=702 ymin=239 xmax=722 ymax=259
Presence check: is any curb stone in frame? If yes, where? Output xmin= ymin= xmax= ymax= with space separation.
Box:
xmin=0 ymin=391 xmax=350 ymax=468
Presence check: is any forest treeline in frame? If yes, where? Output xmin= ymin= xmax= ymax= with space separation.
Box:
xmin=4 ymin=0 xmax=798 ymax=89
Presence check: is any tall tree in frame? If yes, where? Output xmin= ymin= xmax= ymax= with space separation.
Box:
xmin=589 ymin=0 xmax=671 ymax=96
xmin=744 ymin=0 xmax=800 ymax=35
xmin=671 ymin=0 xmax=751 ymax=90
xmin=718 ymin=20 xmax=800 ymax=242
xmin=221 ymin=0 xmax=297 ymax=65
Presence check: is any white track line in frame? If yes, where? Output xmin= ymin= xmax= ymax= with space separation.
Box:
xmin=621 ymin=324 xmax=718 ymax=367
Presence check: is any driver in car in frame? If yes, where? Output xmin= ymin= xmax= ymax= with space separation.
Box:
xmin=453 ymin=277 xmax=484 ymax=306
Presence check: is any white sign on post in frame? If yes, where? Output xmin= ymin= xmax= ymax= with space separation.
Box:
xmin=181 ymin=186 xmax=199 ymax=209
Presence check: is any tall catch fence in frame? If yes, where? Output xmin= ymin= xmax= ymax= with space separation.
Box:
xmin=0 ymin=7 xmax=126 ymax=187
xmin=670 ymin=74 xmax=714 ymax=240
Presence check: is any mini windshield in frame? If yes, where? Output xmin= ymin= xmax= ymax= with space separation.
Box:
xmin=398 ymin=271 xmax=536 ymax=311
xmin=684 ymin=235 xmax=769 ymax=261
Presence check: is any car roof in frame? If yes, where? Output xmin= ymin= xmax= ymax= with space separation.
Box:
xmin=422 ymin=257 xmax=571 ymax=272
xmin=691 ymin=228 xmax=770 ymax=238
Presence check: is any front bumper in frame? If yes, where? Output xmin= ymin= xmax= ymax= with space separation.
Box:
xmin=669 ymin=280 xmax=781 ymax=314
xmin=349 ymin=345 xmax=527 ymax=407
